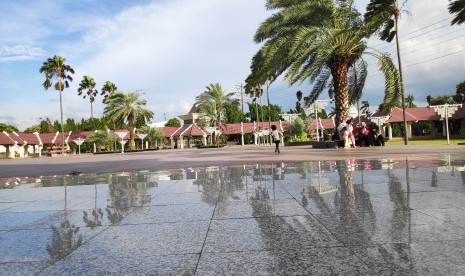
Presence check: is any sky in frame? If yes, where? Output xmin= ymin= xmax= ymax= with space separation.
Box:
xmin=1 ymin=0 xmax=464 ymax=130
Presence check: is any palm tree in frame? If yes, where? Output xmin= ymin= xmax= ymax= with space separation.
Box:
xmin=195 ymin=83 xmax=238 ymax=127
xmin=360 ymin=100 xmax=370 ymax=115
xmin=39 ymin=55 xmax=75 ymax=155
xmin=249 ymin=0 xmax=399 ymax=126
xmin=449 ymin=0 xmax=465 ymax=25
xmin=101 ymin=81 xmax=118 ymax=149
xmin=405 ymin=94 xmax=416 ymax=108
xmin=103 ymin=91 xmax=154 ymax=150
xmin=77 ymin=76 xmax=98 ymax=118
xmin=365 ymin=0 xmax=409 ymax=144
xmin=101 ymin=81 xmax=118 ymax=102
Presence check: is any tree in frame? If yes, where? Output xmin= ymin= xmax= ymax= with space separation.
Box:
xmin=77 ymin=76 xmax=98 ymax=118
xmin=103 ymin=91 xmax=154 ymax=150
xmin=361 ymin=100 xmax=370 ymax=115
xmin=456 ymin=80 xmax=465 ymax=95
xmin=365 ymin=0 xmax=409 ymax=144
xmin=195 ymin=83 xmax=239 ymax=127
xmin=288 ymin=117 xmax=308 ymax=141
xmin=224 ymin=104 xmax=245 ymax=124
xmin=87 ymin=128 xmax=116 ymax=152
xmin=23 ymin=125 xmax=40 ymax=133
xmin=101 ymin=81 xmax=118 ymax=101
xmin=449 ymin=0 xmax=465 ymax=25
xmin=140 ymin=125 xmax=164 ymax=149
xmin=248 ymin=0 xmax=399 ymax=128
xmin=0 ymin=123 xmax=18 ymax=132
xmin=39 ymin=55 xmax=75 ymax=154
xmin=405 ymin=94 xmax=416 ymax=108
xmin=165 ymin=118 xmax=181 ymax=127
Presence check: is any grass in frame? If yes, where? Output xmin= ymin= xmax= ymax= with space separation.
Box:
xmin=387 ymin=137 xmax=465 ymax=146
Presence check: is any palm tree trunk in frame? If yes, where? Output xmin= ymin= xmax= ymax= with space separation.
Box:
xmin=266 ymin=81 xmax=272 ymax=142
xmin=395 ymin=12 xmax=408 ymax=145
xmin=58 ymin=82 xmax=65 ymax=155
xmin=128 ymin=115 xmax=135 ymax=150
xmin=331 ymin=58 xmax=350 ymax=126
xmin=91 ymin=102 xmax=94 ymax=119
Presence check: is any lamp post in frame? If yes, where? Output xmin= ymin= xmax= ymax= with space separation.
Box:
xmin=114 ymin=131 xmax=128 ymax=153
xmin=306 ymin=100 xmax=330 ymax=142
xmin=427 ymin=96 xmax=462 ymax=145
xmin=136 ymin=133 xmax=147 ymax=150
xmin=73 ymin=138 xmax=84 ymax=155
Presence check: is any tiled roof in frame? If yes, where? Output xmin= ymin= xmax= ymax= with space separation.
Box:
xmin=308 ymin=118 xmax=335 ymax=130
xmin=405 ymin=107 xmax=440 ymax=121
xmin=160 ymin=127 xmax=179 ymax=138
xmin=16 ymin=133 xmax=40 ymax=145
xmin=0 ymin=132 xmax=17 ymax=145
xmin=171 ymin=124 xmax=207 ymax=137
xmin=39 ymin=132 xmax=59 ymax=144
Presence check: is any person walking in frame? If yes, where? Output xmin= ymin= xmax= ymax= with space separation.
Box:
xmin=271 ymin=125 xmax=281 ymax=153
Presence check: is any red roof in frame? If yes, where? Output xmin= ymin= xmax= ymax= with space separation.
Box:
xmin=171 ymin=124 xmax=207 ymax=137
xmin=39 ymin=132 xmax=71 ymax=145
xmin=308 ymin=118 xmax=335 ymax=130
xmin=0 ymin=132 xmax=17 ymax=145
xmin=159 ymin=127 xmax=179 ymax=138
xmin=405 ymin=107 xmax=440 ymax=121
xmin=16 ymin=133 xmax=40 ymax=145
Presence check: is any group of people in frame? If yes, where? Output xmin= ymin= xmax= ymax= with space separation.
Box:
xmin=335 ymin=119 xmax=385 ymax=148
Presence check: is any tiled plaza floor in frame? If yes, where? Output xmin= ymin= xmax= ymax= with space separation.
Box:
xmin=2 ymin=153 xmax=465 ymax=275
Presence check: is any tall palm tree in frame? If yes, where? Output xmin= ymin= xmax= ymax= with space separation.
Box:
xmin=249 ymin=0 xmax=399 ymax=126
xmin=405 ymin=94 xmax=416 ymax=108
xmin=360 ymin=100 xmax=370 ymax=115
xmin=449 ymin=0 xmax=465 ymax=25
xmin=365 ymin=0 xmax=409 ymax=144
xmin=39 ymin=55 xmax=75 ymax=155
xmin=101 ymin=81 xmax=118 ymax=149
xmin=103 ymin=91 xmax=154 ymax=150
xmin=101 ymin=81 xmax=118 ymax=102
xmin=77 ymin=76 xmax=98 ymax=118
xmin=195 ymin=83 xmax=238 ymax=127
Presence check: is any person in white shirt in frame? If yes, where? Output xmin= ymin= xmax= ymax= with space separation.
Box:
xmin=271 ymin=125 xmax=281 ymax=153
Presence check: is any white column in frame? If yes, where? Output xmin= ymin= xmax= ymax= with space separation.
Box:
xmin=203 ymin=135 xmax=207 ymax=145
xmin=180 ymin=136 xmax=184 ymax=149
xmin=388 ymin=124 xmax=393 ymax=139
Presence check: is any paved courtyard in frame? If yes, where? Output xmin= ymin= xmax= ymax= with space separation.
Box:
xmin=1 ymin=145 xmax=465 ymax=275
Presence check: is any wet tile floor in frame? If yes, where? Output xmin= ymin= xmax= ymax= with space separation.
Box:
xmin=1 ymin=157 xmax=465 ymax=275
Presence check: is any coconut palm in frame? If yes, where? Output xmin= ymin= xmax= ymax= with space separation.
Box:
xmin=449 ymin=0 xmax=465 ymax=25
xmin=360 ymin=100 xmax=370 ymax=115
xmin=39 ymin=55 xmax=75 ymax=154
xmin=405 ymin=94 xmax=416 ymax=108
xmin=365 ymin=0 xmax=409 ymax=144
xmin=77 ymin=76 xmax=98 ymax=118
xmin=195 ymin=83 xmax=239 ymax=127
xmin=249 ymin=0 xmax=400 ymax=126
xmin=101 ymin=81 xmax=118 ymax=102
xmin=103 ymin=91 xmax=154 ymax=150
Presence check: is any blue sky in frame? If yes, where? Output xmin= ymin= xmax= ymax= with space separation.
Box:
xmin=1 ymin=0 xmax=464 ymax=130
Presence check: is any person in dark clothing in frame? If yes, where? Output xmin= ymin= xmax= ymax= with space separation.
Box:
xmin=359 ymin=123 xmax=371 ymax=147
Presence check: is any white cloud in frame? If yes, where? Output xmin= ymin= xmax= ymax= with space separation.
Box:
xmin=64 ymin=0 xmax=269 ymax=122
xmin=0 ymin=45 xmax=45 ymax=61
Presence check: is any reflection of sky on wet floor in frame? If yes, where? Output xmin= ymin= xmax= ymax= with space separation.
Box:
xmin=2 ymin=157 xmax=465 ymax=275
